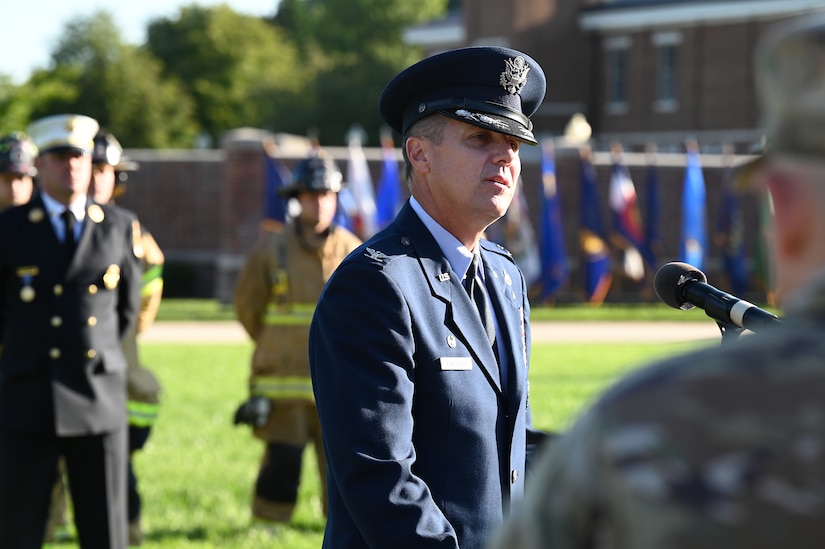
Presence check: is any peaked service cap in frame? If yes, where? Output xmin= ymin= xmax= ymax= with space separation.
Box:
xmin=379 ymin=46 xmax=546 ymax=145
xmin=27 ymin=114 xmax=99 ymax=155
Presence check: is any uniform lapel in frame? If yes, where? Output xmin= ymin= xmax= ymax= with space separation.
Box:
xmin=481 ymin=248 xmax=526 ymax=407
xmin=396 ymin=204 xmax=503 ymax=394
xmin=24 ymin=195 xmax=59 ymax=244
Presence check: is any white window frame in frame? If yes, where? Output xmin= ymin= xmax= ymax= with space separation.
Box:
xmin=652 ymin=31 xmax=682 ymax=113
xmin=604 ymin=35 xmax=632 ymax=115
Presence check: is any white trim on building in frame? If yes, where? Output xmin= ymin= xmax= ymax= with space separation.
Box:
xmin=403 ymin=15 xmax=465 ymax=47
xmin=580 ymin=1 xmax=825 ymax=31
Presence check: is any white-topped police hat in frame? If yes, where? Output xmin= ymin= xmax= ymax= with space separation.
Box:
xmin=379 ymin=46 xmax=547 ymax=145
xmin=26 ymin=114 xmax=99 ymax=155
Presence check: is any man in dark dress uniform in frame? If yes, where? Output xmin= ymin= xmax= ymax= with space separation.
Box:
xmin=0 ymin=113 xmax=142 ymax=548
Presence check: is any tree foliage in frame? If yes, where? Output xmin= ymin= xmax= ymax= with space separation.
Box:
xmin=17 ymin=11 xmax=199 ymax=147
xmin=282 ymin=0 xmax=448 ymax=144
xmin=1 ymin=0 xmax=451 ymax=147
xmin=146 ymin=5 xmax=308 ymax=145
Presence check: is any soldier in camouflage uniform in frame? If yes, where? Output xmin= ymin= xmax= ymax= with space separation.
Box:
xmin=233 ymin=151 xmax=361 ymax=526
xmin=489 ymin=12 xmax=825 ymax=549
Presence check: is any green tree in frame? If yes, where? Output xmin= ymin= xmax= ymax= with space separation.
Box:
xmin=11 ymin=11 xmax=200 ymax=147
xmin=147 ymin=5 xmax=308 ymax=144
xmin=277 ymin=0 xmax=449 ymax=144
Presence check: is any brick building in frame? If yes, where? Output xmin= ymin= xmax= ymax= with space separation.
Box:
xmin=408 ymin=0 xmax=823 ymax=152
xmin=116 ymin=1 xmax=824 ymax=304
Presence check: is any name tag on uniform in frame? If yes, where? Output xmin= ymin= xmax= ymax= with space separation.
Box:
xmin=440 ymin=357 xmax=472 ymax=371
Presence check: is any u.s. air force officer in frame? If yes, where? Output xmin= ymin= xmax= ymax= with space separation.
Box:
xmin=309 ymin=46 xmax=549 ymax=548
xmin=0 ymin=114 xmax=142 ymax=548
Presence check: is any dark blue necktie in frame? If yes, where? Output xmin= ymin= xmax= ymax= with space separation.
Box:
xmin=62 ymin=209 xmax=76 ymax=257
xmin=465 ymin=254 xmax=496 ymax=347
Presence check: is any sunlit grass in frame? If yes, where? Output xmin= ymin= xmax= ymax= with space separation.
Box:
xmin=48 ymin=331 xmax=714 ymax=547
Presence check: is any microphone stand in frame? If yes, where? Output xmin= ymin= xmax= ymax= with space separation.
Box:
xmin=701 ymin=291 xmax=745 ymax=345
xmin=716 ymin=321 xmax=744 ymax=345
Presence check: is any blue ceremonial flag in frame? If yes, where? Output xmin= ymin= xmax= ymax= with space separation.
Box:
xmin=680 ymin=144 xmax=708 ymax=270
xmin=537 ymin=140 xmax=568 ymax=301
xmin=263 ymin=153 xmax=289 ymax=231
xmin=485 ymin=178 xmax=541 ymax=287
xmin=643 ymin=151 xmax=662 ymax=270
xmin=716 ymin=160 xmax=748 ymax=296
xmin=334 ymin=193 xmax=354 ymax=231
xmin=375 ymin=135 xmax=403 ymax=230
xmin=579 ymin=150 xmax=612 ymax=304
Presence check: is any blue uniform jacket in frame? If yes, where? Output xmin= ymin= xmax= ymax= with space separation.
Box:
xmin=310 ymin=202 xmax=545 ymax=548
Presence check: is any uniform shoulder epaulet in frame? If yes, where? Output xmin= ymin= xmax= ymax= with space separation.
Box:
xmin=480 ymin=239 xmax=514 ymax=261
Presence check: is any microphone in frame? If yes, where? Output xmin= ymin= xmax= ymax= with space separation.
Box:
xmin=654 ymin=262 xmax=781 ymax=332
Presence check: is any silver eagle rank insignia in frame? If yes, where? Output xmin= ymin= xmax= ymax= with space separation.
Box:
xmin=364 ymin=247 xmax=389 ymax=264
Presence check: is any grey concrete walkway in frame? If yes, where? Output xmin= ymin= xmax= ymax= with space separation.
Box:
xmin=142 ymin=320 xmax=726 ymax=344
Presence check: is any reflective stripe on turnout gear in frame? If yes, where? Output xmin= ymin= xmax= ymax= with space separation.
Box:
xmin=252 ymin=376 xmax=314 ymax=400
xmin=128 ymin=400 xmax=160 ymax=427
xmin=141 ymin=265 xmax=163 ymax=297
xmin=262 ymin=302 xmax=315 ymax=326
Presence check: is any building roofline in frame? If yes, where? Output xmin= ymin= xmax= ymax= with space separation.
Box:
xmin=403 ymin=13 xmax=465 ymax=47
xmin=580 ymin=0 xmax=825 ymax=31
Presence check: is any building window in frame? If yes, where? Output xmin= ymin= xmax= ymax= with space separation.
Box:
xmin=604 ymin=36 xmax=631 ymax=115
xmin=652 ymin=31 xmax=682 ymax=113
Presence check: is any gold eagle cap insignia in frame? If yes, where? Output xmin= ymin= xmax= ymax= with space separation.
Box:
xmin=88 ymin=204 xmax=105 ymax=223
xmin=364 ymin=247 xmax=389 ymax=263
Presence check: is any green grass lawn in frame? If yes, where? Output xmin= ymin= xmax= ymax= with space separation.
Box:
xmin=156 ymin=298 xmax=776 ymax=323
xmin=47 ymin=330 xmax=714 ymax=548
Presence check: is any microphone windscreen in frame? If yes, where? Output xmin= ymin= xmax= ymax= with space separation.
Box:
xmin=654 ymin=262 xmax=707 ymax=310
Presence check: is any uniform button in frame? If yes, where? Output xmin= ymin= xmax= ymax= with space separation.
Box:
xmin=53 ymin=284 xmax=63 ymax=296
xmin=511 ymin=469 xmax=519 ymax=484
xmin=88 ymin=316 xmax=97 ymax=326
xmin=86 ymin=349 xmax=97 ymax=359
xmin=49 ymin=348 xmax=61 ymax=359
xmin=88 ymin=284 xmax=98 ymax=294
xmin=50 ymin=316 xmax=62 ymax=327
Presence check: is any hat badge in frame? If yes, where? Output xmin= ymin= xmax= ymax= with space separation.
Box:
xmin=500 ymin=56 xmax=530 ymax=95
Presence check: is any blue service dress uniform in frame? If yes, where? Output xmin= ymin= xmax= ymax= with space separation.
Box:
xmin=0 ymin=193 xmax=142 ymax=548
xmin=309 ymin=202 xmax=546 ymax=548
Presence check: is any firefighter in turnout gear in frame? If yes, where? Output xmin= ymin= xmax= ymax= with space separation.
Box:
xmin=0 ymin=131 xmax=37 ymax=211
xmin=233 ymin=150 xmax=361 ymax=526
xmin=92 ymin=130 xmax=164 ymax=546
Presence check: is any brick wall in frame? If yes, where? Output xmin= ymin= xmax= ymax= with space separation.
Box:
xmin=113 ymin=130 xmax=768 ymax=306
